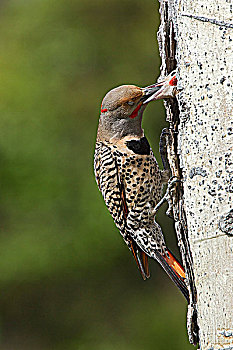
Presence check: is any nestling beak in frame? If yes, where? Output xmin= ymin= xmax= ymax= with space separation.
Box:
xmin=141 ymin=70 xmax=178 ymax=104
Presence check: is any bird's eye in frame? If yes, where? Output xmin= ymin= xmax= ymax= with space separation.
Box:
xmin=127 ymin=101 xmax=134 ymax=106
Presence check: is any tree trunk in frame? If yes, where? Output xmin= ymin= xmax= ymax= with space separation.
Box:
xmin=157 ymin=0 xmax=233 ymax=349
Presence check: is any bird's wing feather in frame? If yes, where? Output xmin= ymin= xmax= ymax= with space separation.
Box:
xmin=94 ymin=141 xmax=126 ymax=232
xmin=94 ymin=141 xmax=150 ymax=279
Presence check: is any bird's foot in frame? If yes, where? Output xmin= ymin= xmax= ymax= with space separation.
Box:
xmin=152 ymin=176 xmax=181 ymax=217
xmin=159 ymin=128 xmax=171 ymax=175
xmin=165 ymin=176 xmax=182 ymax=217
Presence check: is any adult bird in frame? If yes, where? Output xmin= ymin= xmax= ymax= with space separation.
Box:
xmin=94 ymin=72 xmax=189 ymax=301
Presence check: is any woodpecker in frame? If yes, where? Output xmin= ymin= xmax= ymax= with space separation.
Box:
xmin=94 ymin=72 xmax=189 ymax=301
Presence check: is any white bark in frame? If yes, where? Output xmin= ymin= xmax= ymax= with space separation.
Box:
xmin=158 ymin=0 xmax=233 ymax=349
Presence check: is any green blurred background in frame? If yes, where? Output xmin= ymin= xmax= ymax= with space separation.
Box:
xmin=0 ymin=0 xmax=195 ymax=349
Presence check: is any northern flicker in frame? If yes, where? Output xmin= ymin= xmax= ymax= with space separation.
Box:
xmin=94 ymin=72 xmax=189 ymax=301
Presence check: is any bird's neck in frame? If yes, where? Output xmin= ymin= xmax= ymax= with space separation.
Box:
xmin=97 ymin=113 xmax=144 ymax=142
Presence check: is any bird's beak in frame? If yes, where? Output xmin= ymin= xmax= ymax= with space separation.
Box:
xmin=141 ymin=71 xmax=178 ymax=104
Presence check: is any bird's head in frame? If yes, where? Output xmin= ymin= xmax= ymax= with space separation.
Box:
xmin=97 ymin=71 xmax=177 ymax=141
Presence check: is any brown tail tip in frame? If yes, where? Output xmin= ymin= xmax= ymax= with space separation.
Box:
xmin=130 ymin=240 xmax=150 ymax=280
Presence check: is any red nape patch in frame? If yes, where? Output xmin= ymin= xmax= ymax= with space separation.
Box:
xmin=169 ymin=76 xmax=177 ymax=86
xmin=129 ymin=103 xmax=142 ymax=119
xmin=101 ymin=108 xmax=108 ymax=113
xmin=100 ymin=102 xmax=108 ymax=114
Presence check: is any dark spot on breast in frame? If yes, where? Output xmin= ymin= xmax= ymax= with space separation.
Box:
xmin=126 ymin=137 xmax=150 ymax=155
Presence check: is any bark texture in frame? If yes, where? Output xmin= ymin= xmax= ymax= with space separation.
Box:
xmin=157 ymin=0 xmax=233 ymax=349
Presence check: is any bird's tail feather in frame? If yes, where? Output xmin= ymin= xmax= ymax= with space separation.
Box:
xmin=130 ymin=238 xmax=189 ymax=301
xmin=130 ymin=240 xmax=150 ymax=280
xmin=154 ymin=249 xmax=189 ymax=302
